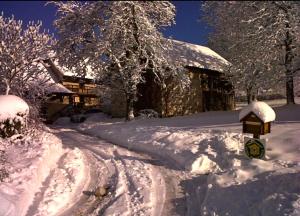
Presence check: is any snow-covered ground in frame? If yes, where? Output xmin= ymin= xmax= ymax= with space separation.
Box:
xmin=0 ymin=131 xmax=62 ymax=216
xmin=0 ymin=130 xmax=89 ymax=216
xmin=1 ymin=98 xmax=299 ymax=216
xmin=52 ymin=99 xmax=300 ymax=215
xmin=50 ymin=128 xmax=172 ymax=216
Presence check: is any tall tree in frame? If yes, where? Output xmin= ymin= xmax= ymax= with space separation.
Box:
xmin=0 ymin=14 xmax=55 ymax=116
xmin=202 ymin=1 xmax=300 ymax=104
xmin=52 ymin=1 xmax=185 ymax=120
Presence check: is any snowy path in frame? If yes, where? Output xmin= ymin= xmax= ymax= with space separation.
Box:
xmin=38 ymin=103 xmax=300 ymax=216
xmin=46 ymin=127 xmax=189 ymax=216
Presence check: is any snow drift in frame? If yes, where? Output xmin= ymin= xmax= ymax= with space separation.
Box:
xmin=62 ymin=102 xmax=300 ymax=215
xmin=0 ymin=132 xmax=64 ymax=216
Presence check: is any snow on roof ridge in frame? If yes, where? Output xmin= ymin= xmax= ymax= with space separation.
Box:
xmin=170 ymin=39 xmax=230 ymax=65
xmin=169 ymin=38 xmax=230 ymax=72
xmin=50 ymin=59 xmax=95 ymax=80
xmin=46 ymin=83 xmax=74 ymax=94
xmin=239 ymin=101 xmax=276 ymax=123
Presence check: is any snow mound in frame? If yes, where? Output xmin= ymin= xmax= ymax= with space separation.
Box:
xmin=191 ymin=154 xmax=221 ymax=174
xmin=35 ymin=148 xmax=86 ymax=216
xmin=239 ymin=101 xmax=276 ymax=123
xmin=0 ymin=132 xmax=64 ymax=216
xmin=0 ymin=95 xmax=29 ymax=121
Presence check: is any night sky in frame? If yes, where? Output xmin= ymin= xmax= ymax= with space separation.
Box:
xmin=0 ymin=1 xmax=211 ymax=45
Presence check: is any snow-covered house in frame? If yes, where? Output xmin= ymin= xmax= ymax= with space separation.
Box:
xmin=111 ymin=39 xmax=235 ymax=117
xmin=41 ymin=59 xmax=100 ymax=122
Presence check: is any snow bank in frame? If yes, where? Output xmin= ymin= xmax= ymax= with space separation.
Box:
xmin=34 ymin=148 xmax=87 ymax=216
xmin=191 ymin=155 xmax=221 ymax=174
xmin=75 ymin=114 xmax=245 ymax=173
xmin=68 ymin=103 xmax=300 ymax=215
xmin=239 ymin=101 xmax=276 ymax=123
xmin=0 ymin=95 xmax=29 ymax=122
xmin=0 ymin=132 xmax=64 ymax=216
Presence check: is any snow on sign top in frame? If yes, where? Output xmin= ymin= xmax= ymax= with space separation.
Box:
xmin=170 ymin=39 xmax=230 ymax=72
xmin=0 ymin=95 xmax=29 ymax=121
xmin=239 ymin=101 xmax=276 ymax=123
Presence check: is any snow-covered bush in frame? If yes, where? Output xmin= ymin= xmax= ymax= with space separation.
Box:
xmin=137 ymin=109 xmax=159 ymax=119
xmin=0 ymin=14 xmax=55 ymax=120
xmin=0 ymin=95 xmax=29 ymax=138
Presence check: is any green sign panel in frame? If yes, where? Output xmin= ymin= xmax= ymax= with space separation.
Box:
xmin=244 ymin=138 xmax=265 ymax=159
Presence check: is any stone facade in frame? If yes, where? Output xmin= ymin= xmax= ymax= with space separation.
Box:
xmin=111 ymin=89 xmax=127 ymax=118
xmin=110 ymin=67 xmax=235 ymax=118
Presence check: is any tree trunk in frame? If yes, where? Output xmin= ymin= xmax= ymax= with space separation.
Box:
xmin=246 ymin=89 xmax=252 ymax=104
xmin=286 ymin=74 xmax=295 ymax=104
xmin=162 ymin=87 xmax=170 ymax=117
xmin=5 ymin=79 xmax=10 ymax=95
xmin=283 ymin=13 xmax=295 ymax=104
xmin=126 ymin=94 xmax=135 ymax=121
xmin=247 ymin=94 xmax=251 ymax=104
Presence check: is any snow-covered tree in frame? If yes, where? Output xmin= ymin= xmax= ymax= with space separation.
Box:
xmin=202 ymin=1 xmax=300 ymax=104
xmin=0 ymin=14 xmax=55 ymax=117
xmin=51 ymin=1 xmax=185 ymax=120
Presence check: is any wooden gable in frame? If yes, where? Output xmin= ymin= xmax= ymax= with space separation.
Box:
xmin=241 ymin=111 xmax=271 ymax=135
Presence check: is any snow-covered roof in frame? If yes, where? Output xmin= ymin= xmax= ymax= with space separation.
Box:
xmin=62 ymin=65 xmax=95 ymax=80
xmin=0 ymin=95 xmax=29 ymax=121
xmin=170 ymin=39 xmax=230 ymax=72
xmin=51 ymin=59 xmax=95 ymax=80
xmin=46 ymin=83 xmax=74 ymax=94
xmin=42 ymin=58 xmax=95 ymax=82
xmin=35 ymin=62 xmax=74 ymax=94
xmin=239 ymin=101 xmax=276 ymax=123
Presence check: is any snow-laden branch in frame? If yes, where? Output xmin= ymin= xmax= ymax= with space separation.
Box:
xmin=0 ymin=14 xmax=55 ymax=118
xmin=201 ymin=1 xmax=300 ymax=103
xmin=52 ymin=1 xmax=185 ymax=120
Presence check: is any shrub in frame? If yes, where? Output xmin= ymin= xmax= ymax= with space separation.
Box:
xmin=0 ymin=113 xmax=28 ymax=139
xmin=137 ymin=109 xmax=159 ymax=119
xmin=0 ymin=95 xmax=29 ymax=138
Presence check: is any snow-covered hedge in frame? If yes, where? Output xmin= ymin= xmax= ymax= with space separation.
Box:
xmin=137 ymin=109 xmax=159 ymax=119
xmin=0 ymin=95 xmax=29 ymax=138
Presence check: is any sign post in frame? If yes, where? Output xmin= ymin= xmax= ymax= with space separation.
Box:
xmin=239 ymin=101 xmax=276 ymax=159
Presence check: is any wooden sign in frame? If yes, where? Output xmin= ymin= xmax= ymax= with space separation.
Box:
xmin=244 ymin=137 xmax=265 ymax=159
xmin=241 ymin=112 xmax=271 ymax=137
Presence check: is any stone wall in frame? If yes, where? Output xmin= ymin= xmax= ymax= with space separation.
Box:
xmin=161 ymin=72 xmax=203 ymax=117
xmin=111 ymin=89 xmax=127 ymax=118
xmin=109 ymin=68 xmax=235 ymax=118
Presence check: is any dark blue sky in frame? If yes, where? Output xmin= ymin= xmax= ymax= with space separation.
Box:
xmin=0 ymin=1 xmax=211 ymax=45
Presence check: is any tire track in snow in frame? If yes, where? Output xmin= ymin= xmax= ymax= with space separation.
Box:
xmin=50 ymin=128 xmax=168 ymax=216
xmin=70 ymin=127 xmax=190 ymax=216
xmin=113 ymin=149 xmax=153 ymax=215
xmin=73 ymin=127 xmax=190 ymax=215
